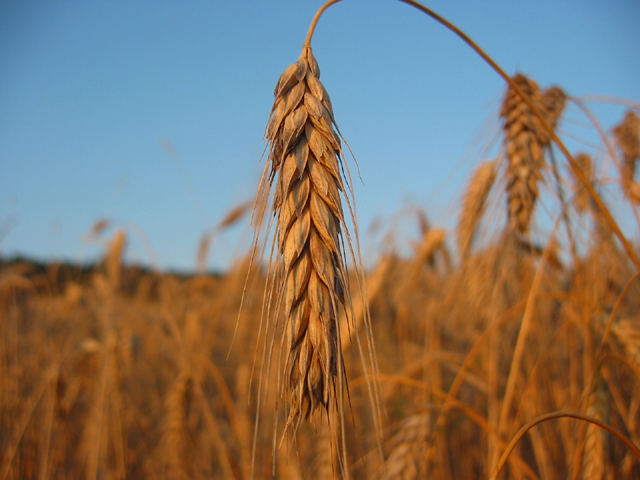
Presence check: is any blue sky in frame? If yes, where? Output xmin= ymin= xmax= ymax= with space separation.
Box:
xmin=1 ymin=0 xmax=639 ymax=272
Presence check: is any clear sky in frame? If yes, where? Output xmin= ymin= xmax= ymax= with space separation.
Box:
xmin=1 ymin=0 xmax=639 ymax=272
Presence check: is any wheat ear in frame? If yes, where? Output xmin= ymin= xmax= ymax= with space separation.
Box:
xmin=541 ymin=85 xmax=567 ymax=133
xmin=500 ymin=73 xmax=548 ymax=235
xmin=457 ymin=159 xmax=496 ymax=260
xmin=264 ymin=45 xmax=350 ymax=428
xmin=612 ymin=110 xmax=640 ymax=203
xmin=379 ymin=413 xmax=431 ymax=480
xmin=570 ymin=153 xmax=594 ymax=214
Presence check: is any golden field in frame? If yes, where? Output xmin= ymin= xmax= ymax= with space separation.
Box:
xmin=2 ymin=3 xmax=640 ymax=478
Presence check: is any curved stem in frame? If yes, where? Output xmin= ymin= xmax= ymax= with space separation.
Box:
xmin=490 ymin=410 xmax=640 ymax=480
xmin=303 ymin=0 xmax=640 ymax=270
xmin=304 ymin=0 xmax=343 ymax=47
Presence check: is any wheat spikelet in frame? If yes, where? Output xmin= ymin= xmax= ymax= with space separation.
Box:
xmin=457 ymin=159 xmax=497 ymax=260
xmin=263 ymin=45 xmax=350 ymax=428
xmin=500 ymin=73 xmax=547 ymax=235
xmin=612 ymin=110 xmax=640 ymax=203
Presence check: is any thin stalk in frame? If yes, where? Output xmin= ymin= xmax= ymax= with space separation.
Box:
xmin=304 ymin=0 xmax=343 ymax=47
xmin=578 ymin=95 xmax=640 ymax=110
xmin=490 ymin=411 xmax=640 ymax=480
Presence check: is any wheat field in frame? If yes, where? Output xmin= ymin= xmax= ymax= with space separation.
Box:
xmin=2 ymin=2 xmax=640 ymax=479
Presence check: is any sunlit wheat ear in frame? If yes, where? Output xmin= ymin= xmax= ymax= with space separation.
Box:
xmin=612 ymin=110 xmax=640 ymax=203
xmin=379 ymin=413 xmax=431 ymax=480
xmin=541 ymin=86 xmax=566 ymax=132
xmin=263 ymin=45 xmax=349 ymax=428
xmin=582 ymin=376 xmax=608 ymax=480
xmin=612 ymin=317 xmax=640 ymax=370
xmin=457 ymin=159 xmax=496 ymax=260
xmin=105 ymin=229 xmax=126 ymax=290
xmin=500 ymin=73 xmax=547 ymax=236
xmin=570 ymin=153 xmax=594 ymax=214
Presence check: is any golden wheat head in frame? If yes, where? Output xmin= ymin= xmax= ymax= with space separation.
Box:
xmin=263 ymin=45 xmax=350 ymax=428
xmin=570 ymin=152 xmax=594 ymax=214
xmin=541 ymin=86 xmax=566 ymax=130
xmin=613 ymin=109 xmax=640 ymax=203
xmin=457 ymin=159 xmax=496 ymax=260
xmin=500 ymin=73 xmax=550 ymax=236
